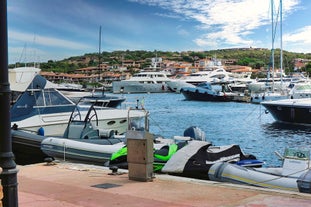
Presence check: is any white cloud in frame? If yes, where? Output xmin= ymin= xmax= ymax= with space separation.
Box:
xmin=283 ymin=25 xmax=311 ymax=53
xmin=9 ymin=30 xmax=93 ymax=50
xmin=129 ymin=0 xmax=301 ymax=49
xmin=284 ymin=26 xmax=311 ymax=44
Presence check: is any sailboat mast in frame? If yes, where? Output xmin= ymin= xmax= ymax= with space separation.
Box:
xmin=271 ymin=0 xmax=275 ymax=91
xmin=98 ymin=25 xmax=102 ymax=82
xmin=280 ymin=0 xmax=283 ymax=86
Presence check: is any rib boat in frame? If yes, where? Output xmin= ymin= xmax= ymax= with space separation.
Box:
xmin=208 ymin=148 xmax=311 ymax=193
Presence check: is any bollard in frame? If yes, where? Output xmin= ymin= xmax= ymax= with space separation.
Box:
xmin=126 ymin=130 xmax=154 ymax=181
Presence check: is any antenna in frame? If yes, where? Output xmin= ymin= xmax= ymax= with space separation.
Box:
xmin=98 ymin=26 xmax=102 ymax=82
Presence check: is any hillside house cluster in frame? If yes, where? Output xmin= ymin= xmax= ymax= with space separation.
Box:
xmin=40 ymin=57 xmax=258 ymax=84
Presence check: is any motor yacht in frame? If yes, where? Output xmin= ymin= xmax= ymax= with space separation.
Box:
xmin=112 ymin=71 xmax=171 ymax=94
xmin=11 ymin=75 xmax=147 ymax=137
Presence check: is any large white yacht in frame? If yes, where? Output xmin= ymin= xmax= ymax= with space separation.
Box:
xmin=167 ymin=68 xmax=233 ymax=93
xmin=112 ymin=71 xmax=171 ymax=94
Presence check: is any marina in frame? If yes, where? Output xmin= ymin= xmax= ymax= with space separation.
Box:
xmin=11 ymin=90 xmax=311 ymax=170
xmin=3 ymin=0 xmax=311 ymax=205
xmin=9 ymin=85 xmax=311 ymax=194
xmin=121 ymin=92 xmax=311 ymax=167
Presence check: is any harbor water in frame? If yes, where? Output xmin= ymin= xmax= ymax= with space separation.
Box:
xmin=121 ymin=92 xmax=311 ymax=167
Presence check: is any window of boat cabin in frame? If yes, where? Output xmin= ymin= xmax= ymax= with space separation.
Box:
xmin=34 ymin=88 xmax=73 ymax=107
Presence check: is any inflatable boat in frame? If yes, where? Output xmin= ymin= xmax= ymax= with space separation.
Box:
xmin=208 ymin=148 xmax=311 ymax=193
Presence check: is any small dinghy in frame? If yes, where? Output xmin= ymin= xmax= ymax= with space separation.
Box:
xmin=208 ymin=148 xmax=311 ymax=193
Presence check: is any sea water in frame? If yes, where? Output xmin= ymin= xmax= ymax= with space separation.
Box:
xmin=121 ymin=92 xmax=311 ymax=167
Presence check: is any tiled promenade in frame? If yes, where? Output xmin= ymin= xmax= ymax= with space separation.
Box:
xmin=1 ymin=162 xmax=311 ymax=207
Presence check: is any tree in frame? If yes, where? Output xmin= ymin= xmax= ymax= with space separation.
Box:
xmin=304 ymin=62 xmax=311 ymax=77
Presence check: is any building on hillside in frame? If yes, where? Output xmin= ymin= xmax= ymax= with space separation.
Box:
xmin=40 ymin=71 xmax=92 ymax=83
xmin=225 ymin=65 xmax=253 ymax=79
xmin=293 ymin=58 xmax=311 ymax=71
xmin=122 ymin=60 xmax=141 ymax=68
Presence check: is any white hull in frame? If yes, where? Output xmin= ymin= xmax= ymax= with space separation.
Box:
xmin=208 ymin=162 xmax=301 ymax=192
xmin=167 ymin=81 xmax=196 ymax=93
xmin=251 ymin=92 xmax=288 ymax=104
xmin=113 ymin=81 xmax=169 ymax=94
xmin=112 ymin=71 xmax=171 ymax=94
xmin=41 ymin=138 xmax=125 ymax=164
xmin=208 ymin=147 xmax=311 ymax=193
xmin=12 ymin=108 xmax=146 ymax=136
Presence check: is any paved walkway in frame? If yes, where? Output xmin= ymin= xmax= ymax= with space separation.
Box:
xmin=1 ymin=162 xmax=311 ymax=207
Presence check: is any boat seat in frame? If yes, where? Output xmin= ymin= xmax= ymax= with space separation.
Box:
xmin=90 ymin=122 xmax=115 ymax=139
xmin=66 ymin=121 xmax=86 ymax=139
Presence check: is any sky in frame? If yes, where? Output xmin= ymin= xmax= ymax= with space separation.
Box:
xmin=7 ymin=0 xmax=311 ymax=64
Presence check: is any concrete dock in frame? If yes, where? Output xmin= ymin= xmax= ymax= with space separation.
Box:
xmin=1 ymin=162 xmax=311 ymax=207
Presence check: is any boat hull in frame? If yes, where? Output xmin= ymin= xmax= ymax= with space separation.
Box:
xmin=41 ymin=138 xmax=125 ymax=165
xmin=11 ymin=129 xmax=49 ymax=164
xmin=12 ymin=108 xmax=146 ymax=136
xmin=181 ymin=88 xmax=235 ymax=102
xmin=261 ymin=99 xmax=311 ymax=125
xmin=112 ymin=81 xmax=169 ymax=94
xmin=208 ymin=162 xmax=300 ymax=192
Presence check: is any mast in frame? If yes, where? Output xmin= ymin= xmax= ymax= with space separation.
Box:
xmin=98 ymin=25 xmax=102 ymax=83
xmin=271 ymin=0 xmax=275 ymax=91
xmin=280 ymin=0 xmax=283 ymax=86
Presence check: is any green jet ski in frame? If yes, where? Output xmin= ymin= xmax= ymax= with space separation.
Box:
xmin=109 ymin=142 xmax=187 ymax=172
xmin=108 ymin=126 xmax=206 ymax=171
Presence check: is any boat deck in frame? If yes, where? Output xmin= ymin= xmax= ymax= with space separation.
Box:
xmin=1 ymin=162 xmax=311 ymax=207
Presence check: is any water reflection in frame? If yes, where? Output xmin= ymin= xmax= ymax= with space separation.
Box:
xmin=260 ymin=121 xmax=311 ymax=165
xmin=263 ymin=122 xmax=311 ymax=135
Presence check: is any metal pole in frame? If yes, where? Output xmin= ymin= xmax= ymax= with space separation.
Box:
xmin=0 ymin=0 xmax=19 ymax=206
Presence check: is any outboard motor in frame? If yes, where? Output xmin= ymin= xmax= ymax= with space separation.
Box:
xmin=297 ymin=169 xmax=311 ymax=193
xmin=183 ymin=126 xmax=206 ymax=141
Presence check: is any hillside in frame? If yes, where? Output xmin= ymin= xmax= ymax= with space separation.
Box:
xmin=10 ymin=48 xmax=311 ymax=74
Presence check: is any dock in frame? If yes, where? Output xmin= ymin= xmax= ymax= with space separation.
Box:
xmin=1 ymin=162 xmax=311 ymax=207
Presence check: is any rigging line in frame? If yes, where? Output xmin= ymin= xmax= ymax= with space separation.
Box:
xmin=241 ymin=105 xmax=262 ymax=122
xmin=272 ymin=4 xmax=280 ymax=44
xmin=148 ymin=115 xmax=166 ymax=133
xmin=257 ymin=105 xmax=267 ymax=120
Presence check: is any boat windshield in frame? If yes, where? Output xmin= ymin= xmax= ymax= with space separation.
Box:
xmin=34 ymin=88 xmax=73 ymax=107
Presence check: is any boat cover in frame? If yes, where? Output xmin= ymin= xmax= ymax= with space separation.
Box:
xmin=162 ymin=140 xmax=254 ymax=179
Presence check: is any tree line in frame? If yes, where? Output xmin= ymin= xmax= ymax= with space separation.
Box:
xmin=10 ymin=48 xmax=311 ymax=75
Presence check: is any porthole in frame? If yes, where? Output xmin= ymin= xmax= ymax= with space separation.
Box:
xmin=107 ymin=120 xmax=116 ymax=125
xmin=119 ymin=119 xmax=127 ymax=124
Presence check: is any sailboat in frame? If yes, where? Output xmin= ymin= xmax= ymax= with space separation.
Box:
xmin=251 ymin=0 xmax=289 ymax=103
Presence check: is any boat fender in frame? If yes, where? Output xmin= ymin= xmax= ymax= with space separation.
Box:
xmin=38 ymin=127 xmax=44 ymax=136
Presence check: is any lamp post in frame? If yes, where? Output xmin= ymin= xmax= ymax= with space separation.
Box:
xmin=0 ymin=0 xmax=19 ymax=206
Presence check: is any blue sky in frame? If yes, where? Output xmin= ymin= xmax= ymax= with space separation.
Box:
xmin=7 ymin=0 xmax=311 ymax=64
